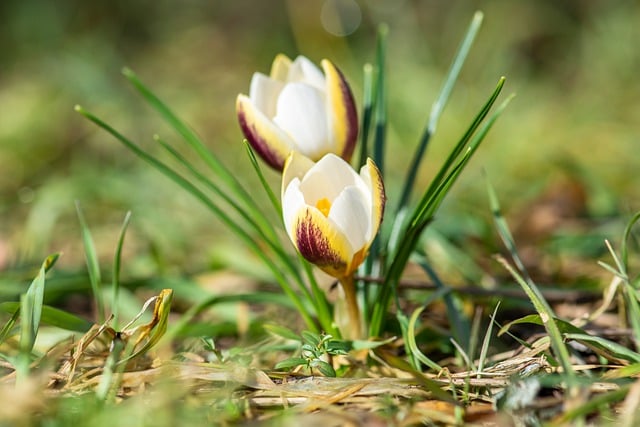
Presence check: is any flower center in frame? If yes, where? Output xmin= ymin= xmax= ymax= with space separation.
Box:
xmin=315 ymin=197 xmax=332 ymax=217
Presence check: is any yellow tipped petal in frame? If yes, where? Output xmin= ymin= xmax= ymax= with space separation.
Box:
xmin=236 ymin=94 xmax=294 ymax=170
xmin=271 ymin=54 xmax=292 ymax=81
xmin=322 ymin=59 xmax=358 ymax=162
xmin=364 ymin=158 xmax=386 ymax=231
xmin=290 ymin=206 xmax=354 ymax=278
xmin=281 ymin=151 xmax=315 ymax=200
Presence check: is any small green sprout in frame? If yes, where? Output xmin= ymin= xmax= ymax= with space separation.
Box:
xmin=275 ymin=331 xmax=350 ymax=377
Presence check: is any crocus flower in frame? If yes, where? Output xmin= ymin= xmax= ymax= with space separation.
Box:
xmin=237 ymin=54 xmax=358 ymax=171
xmin=281 ymin=152 xmax=385 ymax=279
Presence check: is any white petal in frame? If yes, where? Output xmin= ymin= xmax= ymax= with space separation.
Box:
xmin=249 ymin=73 xmax=284 ymax=118
xmin=288 ymin=56 xmax=326 ymax=90
xmin=282 ymin=177 xmax=306 ymax=240
xmin=299 ymin=154 xmax=360 ymax=204
xmin=328 ymin=186 xmax=371 ymax=251
xmin=273 ymin=83 xmax=330 ymax=158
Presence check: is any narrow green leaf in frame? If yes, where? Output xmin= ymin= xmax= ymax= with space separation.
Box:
xmin=477 ymin=302 xmax=500 ymax=375
xmin=121 ymin=67 xmax=253 ymax=211
xmin=489 ymin=181 xmax=575 ymax=382
xmin=0 ymin=307 xmax=20 ymax=345
xmin=75 ymin=202 xmax=105 ymax=323
xmin=17 ymin=253 xmax=59 ymax=380
xmin=372 ymin=24 xmax=388 ymax=176
xmin=244 ymin=141 xmax=280 ymax=215
xmin=358 ymin=63 xmax=374 ymax=168
xmin=397 ymin=11 xmax=484 ymax=210
xmin=1 ymin=302 xmax=92 ymax=332
xmin=155 ymin=135 xmax=279 ymax=245
xmin=602 ymin=362 xmax=640 ymax=379
xmin=76 ymin=106 xmax=318 ymax=332
xmin=95 ymin=334 xmax=126 ymax=401
xmin=496 ymin=257 xmax=576 ymax=382
xmin=555 ymin=385 xmax=630 ymax=424
xmin=487 ymin=176 xmax=530 ymax=280
xmin=112 ymin=210 xmax=131 ymax=329
xmin=418 ymin=257 xmax=470 ymax=349
xmin=621 ymin=211 xmax=640 ymax=272
xmin=369 ymin=79 xmax=509 ymax=337
xmin=406 ymin=305 xmax=443 ymax=371
xmin=564 ymin=333 xmax=640 ymax=363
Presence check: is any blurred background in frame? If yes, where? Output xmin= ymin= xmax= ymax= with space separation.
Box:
xmin=1 ymin=0 xmax=638 ymax=285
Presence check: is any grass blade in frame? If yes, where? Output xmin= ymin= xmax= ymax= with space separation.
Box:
xmin=417 ymin=256 xmax=470 ymax=350
xmin=372 ymin=24 xmax=388 ymax=177
xmin=111 ymin=211 xmax=132 ymax=329
xmin=488 ymin=178 xmax=575 ymax=383
xmin=621 ymin=211 xmax=640 ymax=271
xmin=0 ymin=307 xmax=20 ymax=346
xmin=121 ymin=68 xmax=253 ymax=208
xmin=477 ymin=302 xmax=500 ymax=376
xmin=75 ymin=106 xmax=319 ymax=332
xmin=154 ymin=135 xmax=279 ymax=245
xmin=406 ymin=304 xmax=443 ymax=371
xmin=357 ymin=63 xmax=374 ymax=168
xmin=397 ymin=11 xmax=484 ymax=210
xmin=244 ymin=141 xmax=281 ymax=215
xmin=17 ymin=253 xmax=59 ymax=380
xmin=1 ymin=302 xmax=93 ymax=333
xmin=369 ymin=79 xmax=509 ymax=337
xmin=75 ymin=202 xmax=105 ymax=323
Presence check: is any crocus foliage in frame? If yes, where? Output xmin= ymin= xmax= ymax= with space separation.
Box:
xmin=281 ymin=152 xmax=386 ymax=279
xmin=237 ymin=54 xmax=358 ymax=171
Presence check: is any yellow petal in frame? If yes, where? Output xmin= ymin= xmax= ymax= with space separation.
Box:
xmin=290 ymin=206 xmax=355 ymax=278
xmin=271 ymin=54 xmax=292 ymax=81
xmin=236 ymin=94 xmax=294 ymax=170
xmin=363 ymin=158 xmax=386 ymax=234
xmin=321 ymin=59 xmax=358 ymax=162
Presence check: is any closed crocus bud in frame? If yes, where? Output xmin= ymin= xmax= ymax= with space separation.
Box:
xmin=237 ymin=54 xmax=358 ymax=171
xmin=281 ymin=152 xmax=385 ymax=279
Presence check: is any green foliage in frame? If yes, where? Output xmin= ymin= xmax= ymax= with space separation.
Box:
xmin=16 ymin=253 xmax=59 ymax=381
xmin=488 ymin=178 xmax=576 ymax=383
xmin=274 ymin=331 xmax=350 ymax=377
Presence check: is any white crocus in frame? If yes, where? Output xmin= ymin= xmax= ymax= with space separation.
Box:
xmin=237 ymin=54 xmax=358 ymax=171
xmin=281 ymin=152 xmax=385 ymax=279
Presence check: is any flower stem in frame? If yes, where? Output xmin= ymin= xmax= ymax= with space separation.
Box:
xmin=340 ymin=275 xmax=362 ymax=340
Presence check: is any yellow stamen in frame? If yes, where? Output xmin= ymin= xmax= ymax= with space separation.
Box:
xmin=316 ymin=198 xmax=332 ymax=217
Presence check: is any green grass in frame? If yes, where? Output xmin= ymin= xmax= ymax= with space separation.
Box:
xmin=2 ymin=2 xmax=640 ymax=425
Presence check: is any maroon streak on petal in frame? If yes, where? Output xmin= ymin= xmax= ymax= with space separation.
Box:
xmin=294 ymin=210 xmax=345 ymax=272
xmin=335 ymin=64 xmax=358 ymax=162
xmin=236 ymin=100 xmax=286 ymax=171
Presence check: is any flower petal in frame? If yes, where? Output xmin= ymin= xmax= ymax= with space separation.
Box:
xmin=298 ymin=153 xmax=360 ymax=204
xmin=273 ymin=83 xmax=330 ymax=159
xmin=288 ymin=56 xmax=326 ymax=90
xmin=249 ymin=73 xmax=284 ymax=118
xmin=322 ymin=59 xmax=358 ymax=163
xmin=328 ymin=186 xmax=370 ymax=252
xmin=270 ymin=54 xmax=292 ymax=81
xmin=361 ymin=158 xmax=386 ymax=235
xmin=290 ymin=205 xmax=355 ymax=277
xmin=282 ymin=152 xmax=316 ymax=201
xmin=236 ymin=94 xmax=295 ymax=170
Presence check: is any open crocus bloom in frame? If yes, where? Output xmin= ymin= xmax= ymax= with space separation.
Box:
xmin=282 ymin=152 xmax=385 ymax=278
xmin=237 ymin=54 xmax=358 ymax=171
